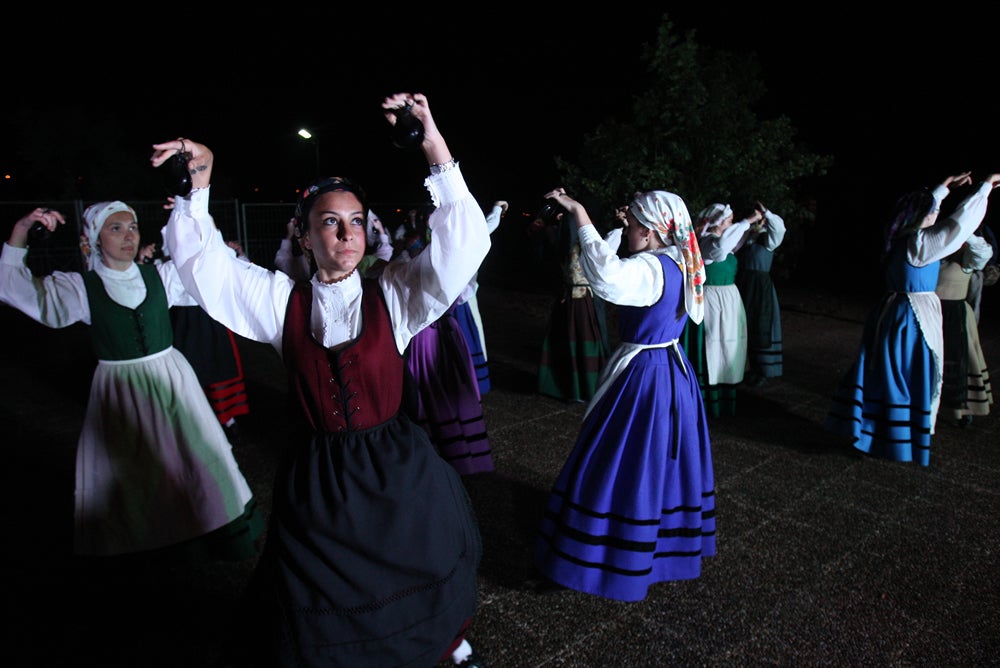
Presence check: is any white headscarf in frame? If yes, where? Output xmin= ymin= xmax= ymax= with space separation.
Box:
xmin=695 ymin=203 xmax=733 ymax=235
xmin=81 ymin=201 xmax=137 ymax=271
xmin=629 ymin=191 xmax=705 ymax=325
xmin=365 ymin=209 xmax=393 ymax=262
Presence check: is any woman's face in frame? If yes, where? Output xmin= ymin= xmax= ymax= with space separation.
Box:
xmin=302 ymin=190 xmax=367 ymax=279
xmin=626 ymin=211 xmax=652 ymax=253
xmin=98 ymin=211 xmax=140 ymax=269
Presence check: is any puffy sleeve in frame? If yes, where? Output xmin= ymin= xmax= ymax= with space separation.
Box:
xmin=164 ymin=187 xmax=294 ymax=352
xmin=604 ymin=227 xmax=624 ymax=255
xmin=576 ymin=224 xmax=663 ymax=306
xmin=0 ymin=242 xmax=90 ymax=327
xmin=156 ymin=259 xmax=199 ymax=307
xmin=911 ymin=181 xmax=993 ymax=266
xmin=377 ymin=165 xmax=491 ymax=352
xmin=701 ymin=220 xmax=752 ymax=263
xmin=760 ymin=209 xmax=786 ymax=251
xmin=963 ymin=234 xmax=994 ymax=271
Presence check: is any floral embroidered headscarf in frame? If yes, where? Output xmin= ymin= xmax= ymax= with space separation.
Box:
xmin=630 ymin=190 xmax=705 ymax=324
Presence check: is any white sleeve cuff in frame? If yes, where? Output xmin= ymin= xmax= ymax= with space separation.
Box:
xmin=423 ymin=164 xmax=470 ymax=208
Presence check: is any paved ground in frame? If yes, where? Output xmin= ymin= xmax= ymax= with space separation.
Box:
xmin=2 ymin=279 xmax=998 ymax=667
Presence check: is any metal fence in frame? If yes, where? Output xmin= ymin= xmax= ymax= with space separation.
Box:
xmin=0 ymin=200 xmax=420 ymax=275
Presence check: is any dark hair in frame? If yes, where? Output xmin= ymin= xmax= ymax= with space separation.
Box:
xmin=294 ymin=176 xmax=368 ymax=235
xmin=883 ymin=188 xmax=936 ymax=259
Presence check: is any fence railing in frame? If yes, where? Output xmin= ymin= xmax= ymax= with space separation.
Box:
xmin=0 ymin=200 xmax=422 ymax=275
xmin=0 ymin=199 xmax=554 ymax=296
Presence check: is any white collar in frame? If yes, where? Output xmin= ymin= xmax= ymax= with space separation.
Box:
xmin=95 ymin=260 xmax=140 ymax=282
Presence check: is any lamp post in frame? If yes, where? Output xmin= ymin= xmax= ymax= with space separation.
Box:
xmin=297 ymin=128 xmax=320 ymax=177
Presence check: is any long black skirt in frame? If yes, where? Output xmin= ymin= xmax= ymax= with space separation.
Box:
xmin=230 ymin=413 xmax=481 ymax=667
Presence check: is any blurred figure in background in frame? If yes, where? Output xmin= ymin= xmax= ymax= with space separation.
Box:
xmin=825 ymin=171 xmax=1000 ymax=466
xmin=935 ymin=232 xmax=994 ymax=427
xmin=735 ymin=202 xmax=785 ymax=386
xmin=273 ymin=217 xmax=313 ymax=281
xmin=403 ymin=205 xmax=495 ymax=475
xmin=682 ymin=202 xmax=755 ymax=416
xmin=140 ymin=230 xmax=253 ymax=447
xmin=527 ymin=201 xmax=611 ymax=403
xmin=392 ymin=206 xmax=431 ymax=261
xmin=453 ymin=199 xmax=507 ymax=396
xmin=965 ymin=221 xmax=998 ymax=323
xmin=357 ymin=208 xmax=393 ymax=276
xmin=406 ymin=295 xmax=495 ymax=476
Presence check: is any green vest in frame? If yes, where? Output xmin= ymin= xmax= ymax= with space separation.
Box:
xmin=82 ymin=264 xmax=173 ymax=361
xmin=705 ymin=253 xmax=738 ymax=286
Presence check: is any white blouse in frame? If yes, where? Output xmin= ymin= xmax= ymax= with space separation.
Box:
xmin=576 ymin=224 xmax=669 ymax=308
xmin=0 ymin=244 xmax=195 ymax=327
xmin=910 ymin=182 xmax=993 ymax=267
xmin=163 ymin=167 xmax=490 ymax=356
xmin=699 ymin=216 xmax=755 ymax=264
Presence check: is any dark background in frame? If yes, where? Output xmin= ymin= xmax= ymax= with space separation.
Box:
xmin=3 ymin=8 xmax=1000 ymax=298
xmin=6 ymin=8 xmax=1000 ymax=201
xmin=3 ymin=13 xmax=999 ymax=665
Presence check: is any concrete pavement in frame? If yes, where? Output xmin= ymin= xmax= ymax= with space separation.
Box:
xmin=2 ymin=280 xmax=998 ymax=667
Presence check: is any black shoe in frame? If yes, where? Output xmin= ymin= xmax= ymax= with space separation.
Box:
xmin=958 ymin=415 xmax=973 ymax=428
xmin=456 ymin=653 xmax=484 ymax=668
xmin=224 ymin=422 xmax=242 ymax=447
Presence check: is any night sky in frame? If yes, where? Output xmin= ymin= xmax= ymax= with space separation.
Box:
xmin=5 ymin=8 xmax=1000 ymax=232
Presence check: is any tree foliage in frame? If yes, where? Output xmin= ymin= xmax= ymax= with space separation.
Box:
xmin=555 ymin=14 xmax=832 ymax=278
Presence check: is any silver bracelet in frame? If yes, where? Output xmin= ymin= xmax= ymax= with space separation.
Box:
xmin=429 ymin=158 xmax=458 ymax=175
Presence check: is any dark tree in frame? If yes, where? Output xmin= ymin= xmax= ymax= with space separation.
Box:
xmin=554 ymin=13 xmax=832 ymax=279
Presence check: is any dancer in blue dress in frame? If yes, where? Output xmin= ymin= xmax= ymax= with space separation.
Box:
xmin=407 ymin=299 xmax=495 ymax=476
xmin=534 ymin=188 xmax=714 ymax=602
xmin=453 ymin=199 xmax=506 ymax=396
xmin=825 ymin=171 xmax=1000 ymax=466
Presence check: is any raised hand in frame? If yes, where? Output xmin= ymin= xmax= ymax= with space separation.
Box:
xmin=8 ymin=207 xmax=65 ymax=249
xmin=151 ymin=138 xmax=214 ymax=192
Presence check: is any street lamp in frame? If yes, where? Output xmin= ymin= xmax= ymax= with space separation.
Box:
xmin=297 ymin=128 xmax=320 ymax=177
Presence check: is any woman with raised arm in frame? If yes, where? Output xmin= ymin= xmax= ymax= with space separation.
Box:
xmin=935 ymin=232 xmax=994 ymax=427
xmin=681 ymin=202 xmax=757 ymax=417
xmin=735 ymin=202 xmax=786 ymax=386
xmin=533 ymin=188 xmax=715 ymax=602
xmin=825 ymin=171 xmax=1000 ymax=466
xmin=154 ymin=92 xmax=488 ymax=667
xmin=0 ymin=202 xmax=261 ymax=562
